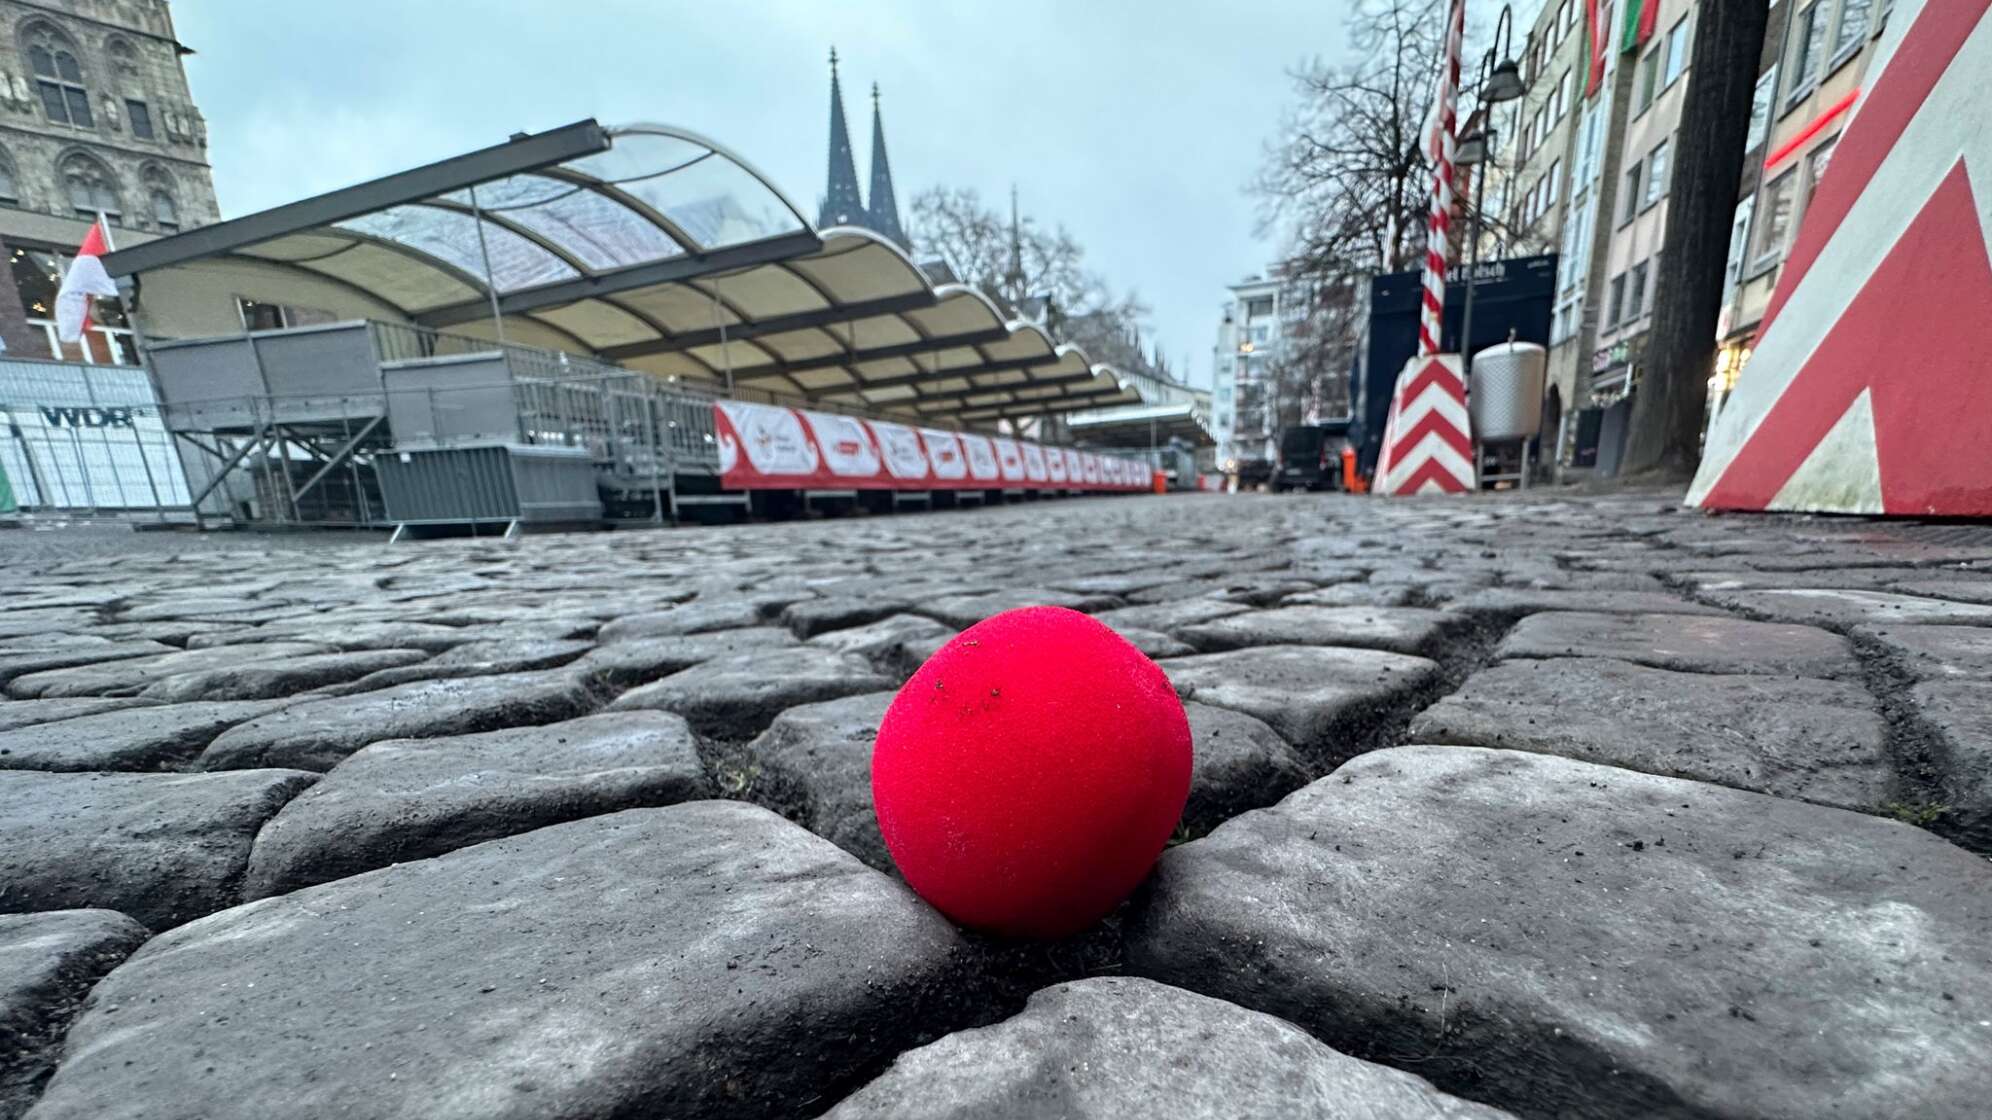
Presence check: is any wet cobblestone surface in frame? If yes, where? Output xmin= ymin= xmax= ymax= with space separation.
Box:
xmin=4 ymin=492 xmax=1991 ymax=1119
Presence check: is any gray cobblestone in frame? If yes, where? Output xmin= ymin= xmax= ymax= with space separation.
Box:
xmin=4 ymin=493 xmax=1990 ymax=1117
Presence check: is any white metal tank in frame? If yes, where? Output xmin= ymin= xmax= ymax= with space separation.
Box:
xmin=1469 ymin=341 xmax=1548 ymax=441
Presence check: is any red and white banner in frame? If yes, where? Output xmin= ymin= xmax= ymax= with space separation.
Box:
xmin=1691 ymin=0 xmax=1992 ymax=516
xmin=713 ymin=402 xmax=1150 ymax=494
xmin=958 ymin=433 xmax=1000 ymax=483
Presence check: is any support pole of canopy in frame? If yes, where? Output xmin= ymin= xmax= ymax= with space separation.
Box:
xmin=467 ymin=184 xmax=507 ymax=345
xmin=711 ymin=280 xmax=733 ymax=396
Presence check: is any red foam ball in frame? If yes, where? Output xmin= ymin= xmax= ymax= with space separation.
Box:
xmin=872 ymin=605 xmax=1192 ymax=938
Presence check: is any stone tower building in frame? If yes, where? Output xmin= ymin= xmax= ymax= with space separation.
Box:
xmin=0 ymin=0 xmax=218 ymax=361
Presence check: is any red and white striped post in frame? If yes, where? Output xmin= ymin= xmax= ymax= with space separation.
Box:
xmin=1374 ymin=0 xmax=1477 ymax=496
xmin=1418 ymin=0 xmax=1463 ymax=360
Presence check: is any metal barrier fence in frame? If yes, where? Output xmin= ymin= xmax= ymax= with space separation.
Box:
xmin=0 ymin=357 xmax=190 ymax=514
xmin=150 ymin=366 xmax=725 ymax=527
xmin=1089 ymin=443 xmax=1200 ymax=488
xmin=0 ymin=321 xmax=1117 ymax=524
xmin=366 ymin=321 xmax=628 ymax=383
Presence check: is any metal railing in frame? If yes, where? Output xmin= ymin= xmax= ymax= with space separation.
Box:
xmin=366 ymin=321 xmax=627 ymax=383
xmin=11 ymin=317 xmax=1169 ymax=525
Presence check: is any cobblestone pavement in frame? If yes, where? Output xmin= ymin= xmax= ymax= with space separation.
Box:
xmin=4 ymin=492 xmax=1991 ymax=1119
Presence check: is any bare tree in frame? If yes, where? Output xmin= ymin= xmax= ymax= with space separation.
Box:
xmin=1618 ymin=2 xmax=1772 ymax=479
xmin=1269 ymin=275 xmax=1360 ymax=426
xmin=1254 ymin=0 xmax=1448 ymax=282
xmin=1253 ymin=0 xmax=1514 ymax=422
xmin=908 ymin=185 xmax=1154 ymax=373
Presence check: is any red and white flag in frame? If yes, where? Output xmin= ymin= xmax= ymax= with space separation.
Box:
xmin=56 ymin=215 xmax=119 ymax=343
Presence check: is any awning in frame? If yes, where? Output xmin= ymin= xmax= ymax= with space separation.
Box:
xmin=1062 ymin=401 xmax=1215 ymax=447
xmin=102 ymin=119 xmax=1143 ymax=426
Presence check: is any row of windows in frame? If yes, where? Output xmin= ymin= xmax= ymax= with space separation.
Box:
xmin=1606 ymin=254 xmax=1658 ymax=331
xmin=1788 ymin=0 xmax=1878 ymax=111
xmin=1518 ymin=70 xmax=1573 ymax=166
xmin=1522 ymin=0 xmax=1583 ymax=88
xmin=0 ymin=147 xmax=181 ymax=230
xmin=1743 ymin=137 xmax=1837 ymax=280
xmin=1513 ymin=157 xmax=1561 ymax=232
xmin=22 ymin=20 xmax=170 ymax=142
xmin=9 ymin=245 xmax=138 ymax=365
xmin=1634 ymin=17 xmax=1693 ymax=119
xmin=1619 ymin=136 xmax=1671 ymax=226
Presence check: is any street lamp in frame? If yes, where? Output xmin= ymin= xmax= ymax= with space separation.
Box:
xmin=1459 ymin=4 xmax=1527 ymax=374
xmin=1484 ymin=58 xmax=1527 ymax=104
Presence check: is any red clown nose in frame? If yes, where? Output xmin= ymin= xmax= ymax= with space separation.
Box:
xmin=872 ymin=606 xmax=1192 ymax=938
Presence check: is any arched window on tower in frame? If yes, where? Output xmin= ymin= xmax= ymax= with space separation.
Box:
xmin=143 ymin=165 xmax=179 ymax=232
xmin=107 ymin=36 xmax=139 ymax=77
xmin=61 ymin=153 xmax=121 ymax=223
xmin=24 ymin=23 xmax=92 ymax=128
xmin=0 ymin=147 xmax=18 ymax=206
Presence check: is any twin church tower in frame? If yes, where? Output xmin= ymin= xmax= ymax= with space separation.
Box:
xmin=818 ymin=48 xmax=908 ymax=251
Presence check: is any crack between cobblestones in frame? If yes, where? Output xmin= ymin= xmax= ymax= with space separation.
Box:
xmin=1845 ymin=632 xmax=1964 ymax=843
xmin=1658 ymin=572 xmax=1970 ymax=849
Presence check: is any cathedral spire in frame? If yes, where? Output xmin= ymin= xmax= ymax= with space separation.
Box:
xmin=819 ymin=47 xmax=865 ymax=228
xmin=1002 ymin=184 xmax=1026 ymax=303
xmin=866 ymin=82 xmax=909 ymax=251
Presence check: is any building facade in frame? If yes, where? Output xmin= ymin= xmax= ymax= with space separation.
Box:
xmin=1591 ymin=0 xmax=1698 ymax=401
xmin=1506 ymin=0 xmax=1586 ymax=262
xmin=1500 ymin=0 xmax=1900 ymax=463
xmin=1712 ymin=0 xmax=1891 ymax=421
xmin=0 ymin=0 xmax=218 ymax=363
xmin=1509 ymin=0 xmax=1638 ymax=466
xmin=1210 ymin=274 xmax=1282 ymax=473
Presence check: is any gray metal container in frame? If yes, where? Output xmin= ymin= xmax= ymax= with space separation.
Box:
xmin=1469 ymin=341 xmax=1548 ymax=441
xmin=377 ymin=444 xmax=601 ymax=527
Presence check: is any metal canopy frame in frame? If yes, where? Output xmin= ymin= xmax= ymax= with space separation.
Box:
xmin=1063 ymin=401 xmax=1216 ymax=448
xmin=103 ymin=120 xmax=615 ymax=277
xmin=939 ymin=380 xmax=1141 ymax=418
xmin=106 ymin=118 xmax=1153 ymax=429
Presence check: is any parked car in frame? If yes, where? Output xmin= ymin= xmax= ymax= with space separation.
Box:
xmin=1233 ymin=458 xmax=1275 ymax=489
xmin=1273 ymin=420 xmax=1352 ymax=492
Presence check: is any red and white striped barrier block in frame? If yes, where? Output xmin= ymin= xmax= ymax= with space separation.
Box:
xmin=712 ymin=402 xmax=1151 ymax=494
xmin=1373 ymin=354 xmax=1476 ymax=495
xmin=1691 ymin=0 xmax=1992 ymax=516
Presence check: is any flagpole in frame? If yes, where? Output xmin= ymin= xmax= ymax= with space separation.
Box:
xmin=96 ymin=210 xmax=140 ymax=360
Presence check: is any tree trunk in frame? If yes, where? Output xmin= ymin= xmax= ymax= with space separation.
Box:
xmin=1618 ymin=0 xmax=1772 ymax=479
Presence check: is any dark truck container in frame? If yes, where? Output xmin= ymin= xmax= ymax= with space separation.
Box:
xmin=1349 ymin=254 xmax=1557 ymax=478
xmin=1274 ymin=418 xmax=1353 ymax=492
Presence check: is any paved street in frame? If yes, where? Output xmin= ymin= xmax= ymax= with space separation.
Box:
xmin=4 ymin=491 xmax=1992 ymax=1119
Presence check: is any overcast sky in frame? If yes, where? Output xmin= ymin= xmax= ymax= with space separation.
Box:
xmin=172 ymin=1 xmax=1371 ymax=389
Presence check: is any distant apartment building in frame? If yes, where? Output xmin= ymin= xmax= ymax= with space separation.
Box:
xmin=0 ymin=0 xmax=219 ymax=363
xmin=1508 ymin=0 xmax=1638 ymax=463
xmin=1591 ymin=0 xmax=1698 ymax=400
xmin=1505 ymin=0 xmax=1585 ymax=260
xmin=1210 ymin=275 xmax=1283 ymax=472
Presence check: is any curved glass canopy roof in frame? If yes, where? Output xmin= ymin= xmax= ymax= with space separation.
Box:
xmin=102 ymin=119 xmax=1143 ymax=427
